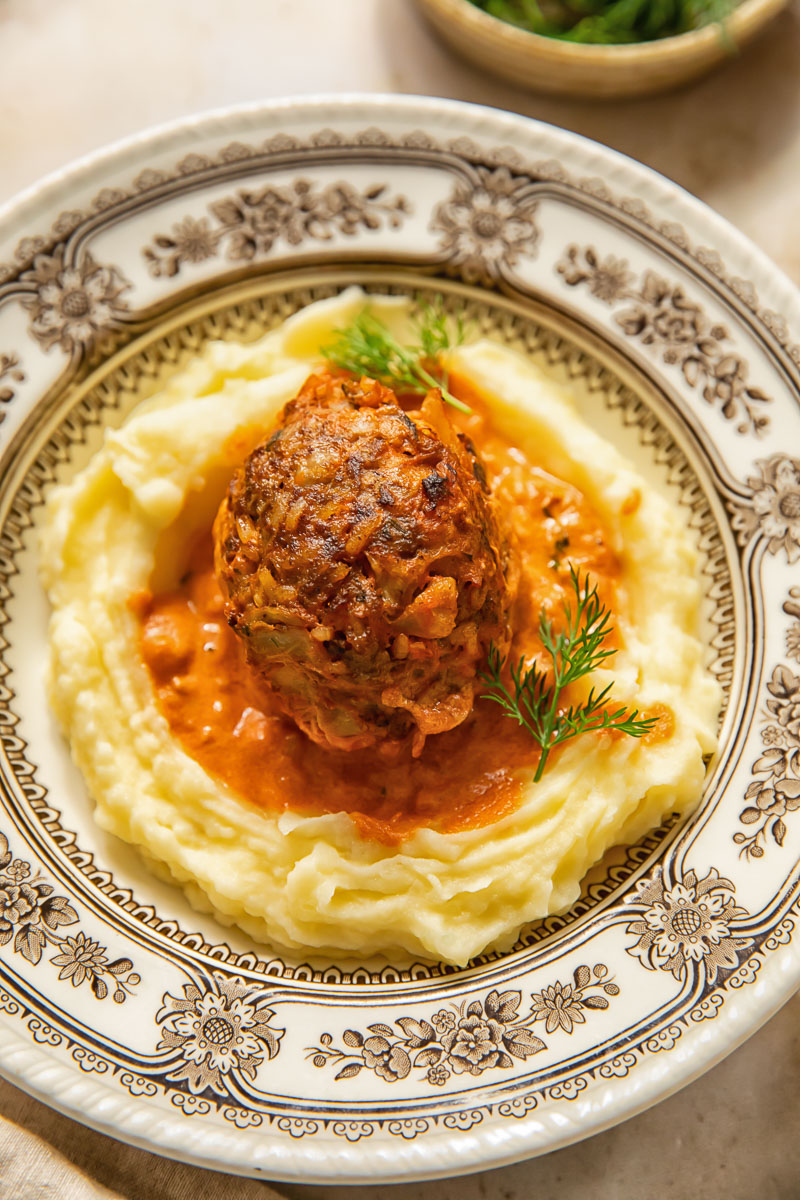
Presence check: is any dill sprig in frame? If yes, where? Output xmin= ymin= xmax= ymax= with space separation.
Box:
xmin=469 ymin=0 xmax=738 ymax=43
xmin=480 ymin=568 xmax=656 ymax=782
xmin=322 ymin=299 xmax=471 ymax=414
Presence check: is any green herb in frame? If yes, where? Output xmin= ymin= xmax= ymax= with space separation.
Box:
xmin=469 ymin=0 xmax=737 ymax=43
xmin=322 ymin=299 xmax=471 ymax=414
xmin=480 ymin=568 xmax=656 ymax=782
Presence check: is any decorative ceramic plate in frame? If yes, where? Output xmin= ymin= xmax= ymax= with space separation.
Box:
xmin=0 ymin=96 xmax=799 ymax=1185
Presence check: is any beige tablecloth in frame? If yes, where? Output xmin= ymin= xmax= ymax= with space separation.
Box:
xmin=0 ymin=1079 xmax=285 ymax=1200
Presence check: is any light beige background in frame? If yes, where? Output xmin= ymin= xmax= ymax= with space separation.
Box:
xmin=1 ymin=1 xmax=799 ymax=1196
xmin=2 ymin=0 xmax=799 ymax=274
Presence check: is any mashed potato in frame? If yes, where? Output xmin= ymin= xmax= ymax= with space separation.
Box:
xmin=40 ymin=290 xmax=720 ymax=966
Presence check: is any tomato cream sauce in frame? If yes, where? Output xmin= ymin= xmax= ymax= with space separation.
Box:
xmin=136 ymin=376 xmax=669 ymax=845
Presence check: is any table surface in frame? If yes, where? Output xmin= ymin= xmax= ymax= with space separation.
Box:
xmin=1 ymin=1 xmax=799 ymax=1196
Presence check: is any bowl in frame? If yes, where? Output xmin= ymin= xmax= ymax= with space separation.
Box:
xmin=414 ymin=0 xmax=788 ymax=97
xmin=1 ymin=95 xmax=800 ymax=1183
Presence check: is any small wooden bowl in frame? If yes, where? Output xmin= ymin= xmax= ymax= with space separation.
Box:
xmin=414 ymin=0 xmax=788 ymax=98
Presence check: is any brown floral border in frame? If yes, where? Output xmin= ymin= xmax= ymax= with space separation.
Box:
xmin=0 ymin=861 xmax=788 ymax=1140
xmin=556 ymin=245 xmax=772 ymax=437
xmin=1 ymin=124 xmax=797 ymax=373
xmin=734 ymin=586 xmax=800 ymax=860
xmin=308 ymin=968 xmax=618 ymax=1088
xmin=17 ymin=248 xmax=132 ymax=357
xmin=303 ymin=863 xmax=758 ymax=1096
xmin=430 ymin=165 xmax=539 ymax=285
xmin=625 ymin=867 xmax=751 ymax=982
xmin=0 ymin=352 xmax=24 ymax=416
xmin=155 ymin=974 xmax=284 ymax=1100
xmin=143 ymin=180 xmax=411 ymax=279
xmin=729 ymin=456 xmax=800 ymax=564
xmin=0 ymin=829 xmax=138 ymax=1003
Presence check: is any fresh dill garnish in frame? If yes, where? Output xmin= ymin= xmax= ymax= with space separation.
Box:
xmin=322 ymin=299 xmax=471 ymax=414
xmin=469 ymin=0 xmax=738 ymax=43
xmin=480 ymin=567 xmax=656 ymax=782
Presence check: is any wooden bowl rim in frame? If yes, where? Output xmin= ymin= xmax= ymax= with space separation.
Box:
xmin=417 ymin=0 xmax=787 ymax=62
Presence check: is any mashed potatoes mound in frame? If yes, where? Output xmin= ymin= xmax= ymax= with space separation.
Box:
xmin=41 ymin=290 xmax=720 ymax=966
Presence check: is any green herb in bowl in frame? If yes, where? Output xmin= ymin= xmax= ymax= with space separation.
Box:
xmin=468 ymin=0 xmax=738 ymax=42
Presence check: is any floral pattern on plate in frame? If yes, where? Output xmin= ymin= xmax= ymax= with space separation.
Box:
xmin=307 ymin=968 xmax=618 ymax=1087
xmin=0 ymin=97 xmax=798 ymax=1183
xmin=143 ymin=179 xmax=412 ymax=278
xmin=0 ymin=832 xmax=139 ymax=1003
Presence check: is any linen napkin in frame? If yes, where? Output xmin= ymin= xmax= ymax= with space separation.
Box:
xmin=0 ymin=1078 xmax=288 ymax=1200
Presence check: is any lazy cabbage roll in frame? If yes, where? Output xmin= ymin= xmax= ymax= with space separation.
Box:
xmin=213 ymin=369 xmax=518 ymax=755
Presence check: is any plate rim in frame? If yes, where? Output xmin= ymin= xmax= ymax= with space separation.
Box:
xmin=0 ymin=92 xmax=799 ymax=1183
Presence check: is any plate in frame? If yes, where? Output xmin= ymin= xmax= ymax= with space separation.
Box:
xmin=0 ymin=96 xmax=799 ymax=1185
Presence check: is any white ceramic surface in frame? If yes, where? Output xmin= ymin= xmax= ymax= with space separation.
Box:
xmin=0 ymin=95 xmax=799 ymax=1184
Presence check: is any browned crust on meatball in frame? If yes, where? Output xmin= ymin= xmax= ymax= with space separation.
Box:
xmin=213 ymin=370 xmax=516 ymax=755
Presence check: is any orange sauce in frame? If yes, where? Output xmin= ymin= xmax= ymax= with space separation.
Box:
xmin=136 ymin=374 xmax=661 ymax=845
xmin=640 ymin=702 xmax=675 ymax=744
xmin=448 ymin=373 xmax=620 ymax=636
xmin=138 ymin=539 xmax=543 ymax=845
